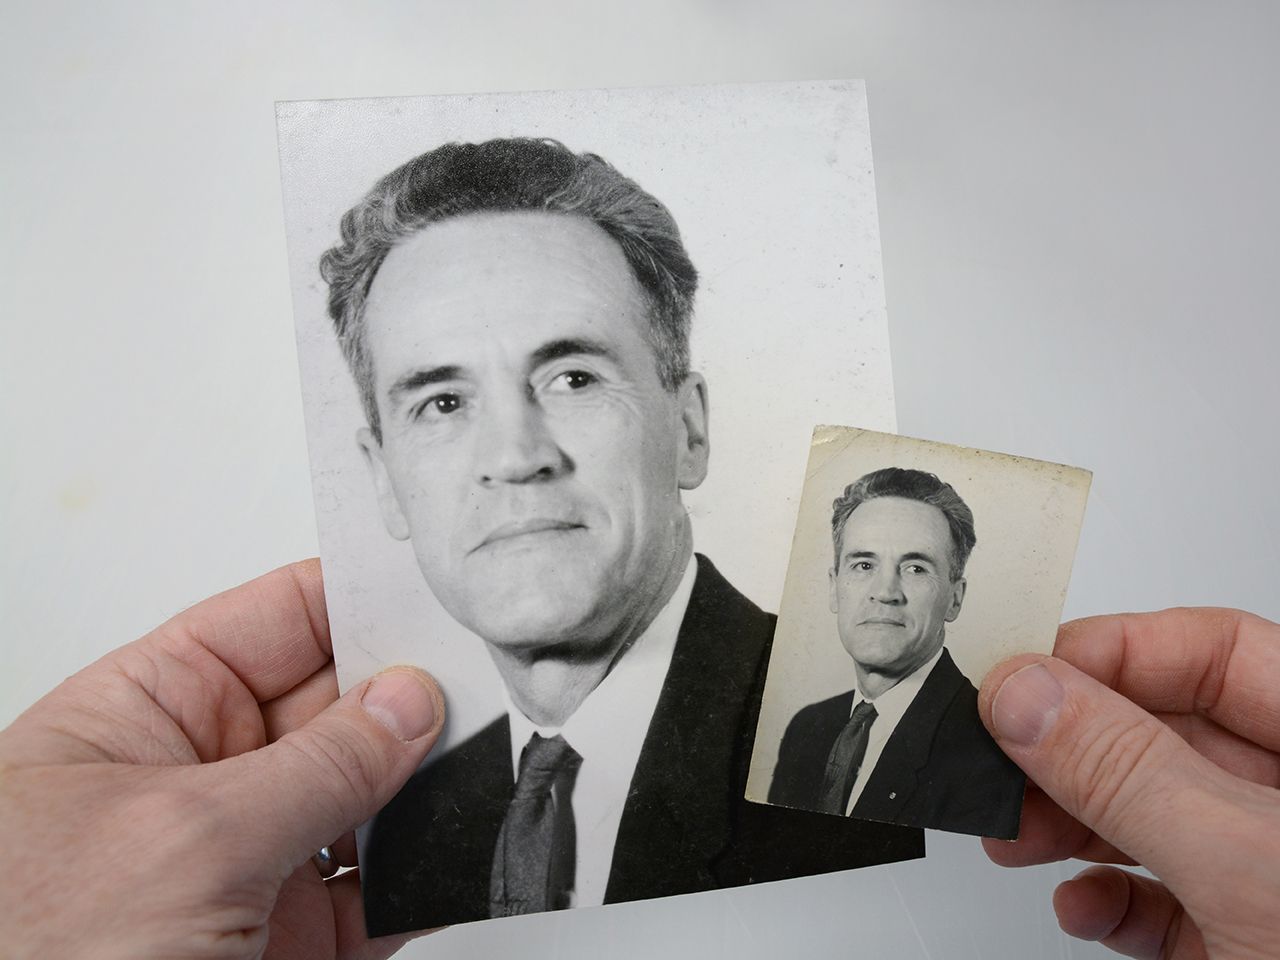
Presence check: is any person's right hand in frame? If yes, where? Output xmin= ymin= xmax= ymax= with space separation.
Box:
xmin=979 ymin=608 xmax=1280 ymax=960
xmin=0 ymin=559 xmax=444 ymax=960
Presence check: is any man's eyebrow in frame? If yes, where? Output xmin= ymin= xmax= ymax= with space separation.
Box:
xmin=842 ymin=550 xmax=878 ymax=564
xmin=387 ymin=365 xmax=464 ymax=404
xmin=529 ymin=337 xmax=619 ymax=369
xmin=841 ymin=550 xmax=942 ymax=566
xmin=899 ymin=551 xmax=941 ymax=566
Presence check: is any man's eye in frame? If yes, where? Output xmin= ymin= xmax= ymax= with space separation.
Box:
xmin=851 ymin=561 xmax=873 ymax=572
xmin=413 ymin=393 xmax=463 ymax=419
xmin=553 ymin=370 xmax=597 ymax=391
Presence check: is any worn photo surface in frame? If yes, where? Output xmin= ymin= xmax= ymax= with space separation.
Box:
xmin=746 ymin=426 xmax=1091 ymax=840
xmin=276 ymin=82 xmax=919 ymax=934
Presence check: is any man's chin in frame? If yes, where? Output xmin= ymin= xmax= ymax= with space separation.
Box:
xmin=458 ymin=602 xmax=610 ymax=653
xmin=442 ymin=572 xmax=615 ymax=652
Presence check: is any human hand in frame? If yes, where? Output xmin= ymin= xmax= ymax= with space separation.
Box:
xmin=979 ymin=609 xmax=1280 ymax=959
xmin=0 ymin=559 xmax=444 ymax=960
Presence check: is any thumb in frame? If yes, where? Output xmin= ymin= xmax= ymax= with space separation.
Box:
xmin=224 ymin=667 xmax=444 ymax=873
xmin=980 ymin=655 xmax=1226 ymax=883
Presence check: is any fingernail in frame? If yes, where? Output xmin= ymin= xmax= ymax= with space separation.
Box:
xmin=992 ymin=662 xmax=1064 ymax=746
xmin=361 ymin=670 xmax=437 ymax=741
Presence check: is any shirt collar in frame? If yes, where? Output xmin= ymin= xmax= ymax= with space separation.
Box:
xmin=852 ymin=643 xmax=946 ymax=725
xmin=504 ymin=554 xmax=699 ymax=784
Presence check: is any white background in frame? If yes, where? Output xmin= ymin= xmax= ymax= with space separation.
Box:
xmin=3 ymin=3 xmax=1277 ymax=959
xmin=277 ymin=82 xmax=897 ymax=747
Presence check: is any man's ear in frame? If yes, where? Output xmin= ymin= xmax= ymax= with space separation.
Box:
xmin=357 ymin=427 xmax=410 ymax=541
xmin=944 ymin=577 xmax=967 ymax=622
xmin=828 ymin=566 xmax=840 ymax=615
xmin=676 ymin=372 xmax=710 ymax=491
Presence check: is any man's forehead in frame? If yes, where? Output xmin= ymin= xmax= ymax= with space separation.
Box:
xmin=841 ymin=497 xmax=952 ymax=550
xmin=367 ymin=210 xmax=635 ymax=303
xmin=361 ymin=210 xmax=651 ymax=372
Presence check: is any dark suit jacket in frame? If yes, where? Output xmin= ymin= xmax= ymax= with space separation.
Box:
xmin=768 ymin=648 xmax=1024 ymax=840
xmin=363 ymin=555 xmax=924 ymax=935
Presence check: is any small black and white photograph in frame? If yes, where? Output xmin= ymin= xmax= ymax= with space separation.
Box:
xmin=746 ymin=426 xmax=1091 ymax=840
xmin=277 ymin=82 xmax=920 ymax=934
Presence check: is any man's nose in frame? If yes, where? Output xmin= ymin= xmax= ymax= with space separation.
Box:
xmin=870 ymin=568 xmax=906 ymax=604
xmin=473 ymin=388 xmax=568 ymax=485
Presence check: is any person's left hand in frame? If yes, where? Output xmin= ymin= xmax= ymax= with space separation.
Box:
xmin=0 ymin=559 xmax=444 ymax=960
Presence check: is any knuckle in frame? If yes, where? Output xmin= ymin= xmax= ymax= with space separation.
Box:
xmin=282 ymin=723 xmax=382 ymax=812
xmin=1064 ymin=715 xmax=1170 ymax=831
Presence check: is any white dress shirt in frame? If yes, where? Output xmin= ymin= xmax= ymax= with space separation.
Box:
xmin=503 ymin=555 xmax=697 ymax=908
xmin=844 ymin=645 xmax=947 ymax=815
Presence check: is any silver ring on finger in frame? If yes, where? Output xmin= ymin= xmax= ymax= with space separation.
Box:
xmin=313 ymin=845 xmax=338 ymax=879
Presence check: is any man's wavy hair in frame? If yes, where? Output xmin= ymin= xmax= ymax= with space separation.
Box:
xmin=319 ymin=138 xmax=699 ymax=443
xmin=830 ymin=467 xmax=977 ymax=581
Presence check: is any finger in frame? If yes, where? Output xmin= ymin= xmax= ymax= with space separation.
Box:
xmin=982 ymin=784 xmax=1136 ymax=868
xmin=219 ymin=667 xmax=444 ymax=876
xmin=153 ymin=558 xmax=333 ymax=704
xmin=4 ymin=561 xmax=335 ymax=768
xmin=119 ymin=559 xmax=335 ymax=763
xmin=262 ymin=662 xmax=340 ymax=743
xmin=1158 ymin=710 xmax=1280 ymax=788
xmin=332 ymin=831 xmax=358 ymax=867
xmin=1054 ymin=609 xmax=1280 ymax=752
xmin=1054 ymin=866 xmax=1205 ymax=960
xmin=979 ymin=654 xmax=1237 ymax=884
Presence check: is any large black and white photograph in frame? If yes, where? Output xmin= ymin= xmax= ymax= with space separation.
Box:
xmin=747 ymin=426 xmax=1090 ymax=840
xmin=277 ymin=82 xmax=917 ymax=934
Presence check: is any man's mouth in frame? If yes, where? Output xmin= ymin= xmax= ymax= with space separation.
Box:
xmin=860 ymin=617 xmax=906 ymax=627
xmin=473 ymin=519 xmax=586 ymax=553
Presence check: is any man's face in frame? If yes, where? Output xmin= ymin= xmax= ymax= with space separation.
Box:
xmin=828 ymin=496 xmax=966 ymax=682
xmin=358 ymin=211 xmax=709 ymax=653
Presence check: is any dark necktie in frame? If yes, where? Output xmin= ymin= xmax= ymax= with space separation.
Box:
xmin=489 ymin=733 xmax=583 ymax=917
xmin=817 ymin=700 xmax=878 ymax=815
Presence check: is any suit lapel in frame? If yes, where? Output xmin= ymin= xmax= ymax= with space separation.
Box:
xmin=854 ymin=649 xmax=966 ymax=820
xmin=605 ymin=555 xmax=771 ymax=902
xmin=413 ymin=715 xmax=514 ymax=919
xmin=363 ymin=712 xmax=515 ymax=933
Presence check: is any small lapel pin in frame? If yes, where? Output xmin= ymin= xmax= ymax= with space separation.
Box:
xmin=888 ymin=791 xmax=897 ymax=799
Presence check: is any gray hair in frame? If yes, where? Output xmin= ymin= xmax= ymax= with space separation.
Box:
xmin=830 ymin=467 xmax=977 ymax=580
xmin=320 ymin=137 xmax=698 ymax=442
